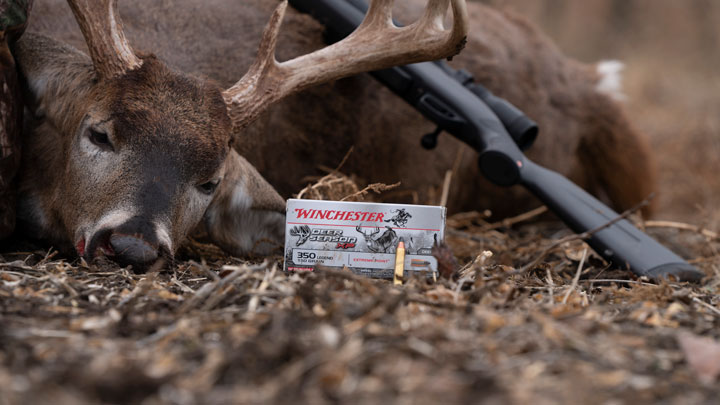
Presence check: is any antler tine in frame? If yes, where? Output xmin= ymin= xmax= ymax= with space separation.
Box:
xmin=66 ymin=0 xmax=141 ymax=79
xmin=360 ymin=0 xmax=395 ymax=30
xmin=241 ymin=1 xmax=286 ymax=84
xmin=221 ymin=1 xmax=287 ymax=121
xmin=414 ymin=0 xmax=452 ymax=32
xmin=224 ymin=0 xmax=469 ymax=131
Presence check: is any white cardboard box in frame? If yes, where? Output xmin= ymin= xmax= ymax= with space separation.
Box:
xmin=284 ymin=199 xmax=446 ymax=278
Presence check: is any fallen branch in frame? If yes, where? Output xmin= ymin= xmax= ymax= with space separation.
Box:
xmin=692 ymin=296 xmax=720 ymax=317
xmin=577 ymin=279 xmax=656 ymax=286
xmin=341 ymin=181 xmax=401 ymax=201
xmin=644 ymin=220 xmax=719 ymax=240
xmin=484 ymin=206 xmax=548 ymax=230
xmin=562 ymin=248 xmax=588 ymax=304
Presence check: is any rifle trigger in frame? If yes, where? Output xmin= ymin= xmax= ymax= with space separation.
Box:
xmin=421 ymin=127 xmax=443 ymax=150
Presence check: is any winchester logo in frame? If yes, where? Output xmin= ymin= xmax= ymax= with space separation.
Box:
xmin=385 ymin=208 xmax=412 ymax=228
xmin=294 ymin=208 xmax=385 ymax=222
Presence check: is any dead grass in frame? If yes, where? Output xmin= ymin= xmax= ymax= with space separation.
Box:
xmin=2 ymin=192 xmax=720 ymax=404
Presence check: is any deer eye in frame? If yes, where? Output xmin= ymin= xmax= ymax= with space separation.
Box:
xmin=198 ymin=179 xmax=221 ymax=195
xmin=87 ymin=128 xmax=114 ymax=152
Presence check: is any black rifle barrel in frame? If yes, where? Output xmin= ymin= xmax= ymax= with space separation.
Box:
xmin=288 ymin=0 xmax=704 ymax=282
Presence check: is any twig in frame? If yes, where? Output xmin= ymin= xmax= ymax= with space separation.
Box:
xmin=0 ymin=260 xmax=34 ymax=271
xmin=9 ymin=328 xmax=80 ymax=339
xmin=297 ymin=175 xmax=353 ymax=199
xmin=689 ymin=256 xmax=720 ymax=264
xmin=38 ymin=249 xmax=59 ymax=266
xmin=115 ymin=259 xmax=164 ymax=309
xmin=179 ymin=262 xmax=267 ymax=313
xmin=247 ymin=263 xmax=277 ymax=312
xmin=562 ymin=248 xmax=587 ymax=304
xmin=171 ymin=277 xmax=195 ymax=294
xmin=692 ymin=297 xmax=720 ymax=317
xmin=0 ymin=269 xmax=44 ymax=280
xmin=405 ymin=295 xmax=466 ymax=310
xmin=484 ymin=206 xmax=548 ymax=230
xmin=314 ymin=147 xmax=357 ymax=175
xmin=453 ymin=276 xmax=472 ymax=304
xmin=644 ymin=220 xmax=719 ymax=240
xmin=116 ymin=275 xmax=155 ymax=309
xmin=334 ymin=146 xmax=354 ymax=173
xmin=340 ymin=181 xmax=401 ymax=201
xmin=47 ymin=273 xmax=79 ymax=298
xmin=578 ymin=279 xmax=656 ymax=286
xmin=177 ymin=281 xmax=216 ymax=314
xmin=440 ymin=170 xmax=453 ymax=207
xmin=546 ymin=268 xmax=555 ymax=300
xmin=190 ymin=260 xmax=220 ymax=282
xmin=446 ymin=228 xmax=507 ymax=243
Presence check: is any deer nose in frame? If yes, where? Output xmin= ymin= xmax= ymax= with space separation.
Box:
xmin=109 ymin=217 xmax=163 ymax=269
xmin=109 ymin=233 xmax=159 ymax=267
xmin=87 ymin=217 xmax=166 ymax=270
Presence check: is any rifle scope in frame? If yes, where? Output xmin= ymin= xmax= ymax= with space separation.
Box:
xmin=434 ymin=64 xmax=538 ymax=150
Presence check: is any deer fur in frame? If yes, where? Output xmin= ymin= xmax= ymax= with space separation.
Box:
xmin=9 ymin=0 xmax=657 ymax=266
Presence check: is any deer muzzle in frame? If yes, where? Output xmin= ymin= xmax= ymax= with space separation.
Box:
xmin=85 ymin=216 xmax=169 ymax=270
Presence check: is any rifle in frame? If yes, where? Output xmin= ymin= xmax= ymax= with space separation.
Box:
xmin=288 ymin=0 xmax=704 ymax=282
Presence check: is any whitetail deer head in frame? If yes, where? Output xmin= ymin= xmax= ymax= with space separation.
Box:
xmin=355 ymin=225 xmax=398 ymax=253
xmin=289 ymin=225 xmax=311 ymax=246
xmin=12 ymin=0 xmax=468 ymax=269
xmin=356 ymin=225 xmax=381 ymax=240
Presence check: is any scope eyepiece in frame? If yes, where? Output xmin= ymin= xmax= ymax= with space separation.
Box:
xmin=468 ymin=83 xmax=539 ymax=151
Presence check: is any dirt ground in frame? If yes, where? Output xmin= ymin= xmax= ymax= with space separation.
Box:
xmin=3 ymin=1 xmax=720 ymax=404
xmin=1 ymin=213 xmax=719 ymax=404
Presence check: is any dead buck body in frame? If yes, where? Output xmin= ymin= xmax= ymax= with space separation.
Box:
xmin=10 ymin=0 xmax=468 ymax=268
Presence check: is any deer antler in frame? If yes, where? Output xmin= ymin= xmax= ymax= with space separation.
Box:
xmin=66 ymin=0 xmax=141 ymax=79
xmin=224 ymin=0 xmax=469 ymax=130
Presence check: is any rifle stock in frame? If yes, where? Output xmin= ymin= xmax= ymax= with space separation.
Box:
xmin=520 ymin=160 xmax=702 ymax=280
xmin=288 ymin=0 xmax=704 ymax=282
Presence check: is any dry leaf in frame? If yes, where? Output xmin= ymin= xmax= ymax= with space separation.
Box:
xmin=156 ymin=289 xmax=183 ymax=301
xmin=678 ymin=332 xmax=720 ymax=385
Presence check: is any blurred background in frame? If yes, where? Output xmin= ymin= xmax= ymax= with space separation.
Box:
xmin=478 ymin=0 xmax=720 ymax=228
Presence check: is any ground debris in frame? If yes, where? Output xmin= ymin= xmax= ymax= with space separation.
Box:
xmin=1 ymin=220 xmax=719 ymax=404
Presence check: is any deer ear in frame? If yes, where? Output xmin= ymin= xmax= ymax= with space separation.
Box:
xmin=12 ymin=34 xmax=96 ymax=123
xmin=202 ymin=149 xmax=285 ymax=257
